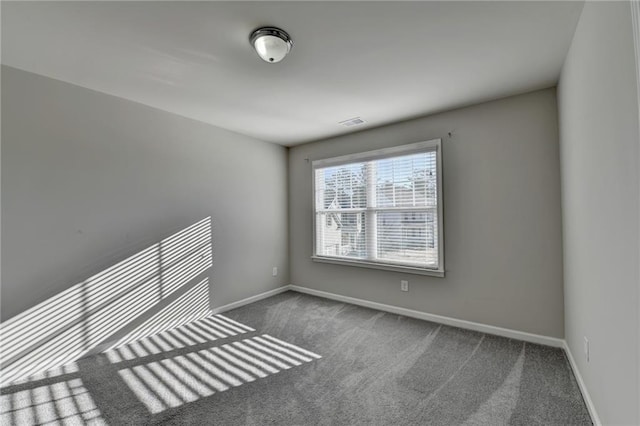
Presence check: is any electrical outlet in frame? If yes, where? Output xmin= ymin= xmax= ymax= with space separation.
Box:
xmin=401 ymin=280 xmax=409 ymax=292
xmin=272 ymin=267 xmax=278 ymax=277
xmin=584 ymin=337 xmax=589 ymax=362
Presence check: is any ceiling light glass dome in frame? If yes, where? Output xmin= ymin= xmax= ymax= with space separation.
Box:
xmin=250 ymin=27 xmax=293 ymax=63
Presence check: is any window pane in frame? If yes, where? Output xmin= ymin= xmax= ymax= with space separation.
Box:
xmin=376 ymin=210 xmax=438 ymax=266
xmin=316 ymin=212 xmax=366 ymax=259
xmin=375 ymin=152 xmax=437 ymax=208
xmin=315 ymin=163 xmax=367 ymax=210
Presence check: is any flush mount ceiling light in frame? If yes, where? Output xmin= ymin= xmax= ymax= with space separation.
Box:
xmin=249 ymin=27 xmax=293 ymax=63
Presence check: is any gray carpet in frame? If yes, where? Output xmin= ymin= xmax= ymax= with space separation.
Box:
xmin=1 ymin=291 xmax=592 ymax=425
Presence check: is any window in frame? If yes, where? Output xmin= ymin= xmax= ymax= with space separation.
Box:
xmin=312 ymin=139 xmax=444 ymax=276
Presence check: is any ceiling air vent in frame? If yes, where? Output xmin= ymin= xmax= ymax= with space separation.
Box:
xmin=339 ymin=117 xmax=366 ymax=127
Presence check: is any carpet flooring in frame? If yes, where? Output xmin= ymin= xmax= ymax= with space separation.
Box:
xmin=1 ymin=291 xmax=592 ymax=425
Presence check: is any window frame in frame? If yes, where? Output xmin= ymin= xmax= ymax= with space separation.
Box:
xmin=311 ymin=139 xmax=445 ymax=277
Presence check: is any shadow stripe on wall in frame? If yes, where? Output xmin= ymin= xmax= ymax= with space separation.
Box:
xmin=0 ymin=217 xmax=213 ymax=386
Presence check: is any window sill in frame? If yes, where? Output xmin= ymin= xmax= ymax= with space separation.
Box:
xmin=311 ymin=256 xmax=445 ymax=277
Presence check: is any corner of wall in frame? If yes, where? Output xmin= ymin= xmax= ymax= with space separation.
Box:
xmin=631 ymin=1 xmax=640 ymax=423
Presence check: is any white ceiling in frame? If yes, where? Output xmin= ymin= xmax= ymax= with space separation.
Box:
xmin=2 ymin=1 xmax=584 ymax=146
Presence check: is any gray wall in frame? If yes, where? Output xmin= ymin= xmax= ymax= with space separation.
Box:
xmin=289 ymin=88 xmax=565 ymax=338
xmin=558 ymin=2 xmax=640 ymax=424
xmin=1 ymin=66 xmax=289 ymax=322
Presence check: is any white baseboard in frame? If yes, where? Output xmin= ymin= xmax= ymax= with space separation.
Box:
xmin=288 ymin=285 xmax=564 ymax=348
xmin=212 ymin=285 xmax=291 ymax=314
xmin=563 ymin=341 xmax=602 ymax=426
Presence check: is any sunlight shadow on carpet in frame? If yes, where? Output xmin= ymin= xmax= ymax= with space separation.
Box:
xmin=0 ymin=378 xmax=106 ymax=425
xmin=118 ymin=334 xmax=321 ymax=414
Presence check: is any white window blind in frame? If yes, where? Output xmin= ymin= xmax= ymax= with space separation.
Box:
xmin=312 ymin=139 xmax=444 ymax=276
